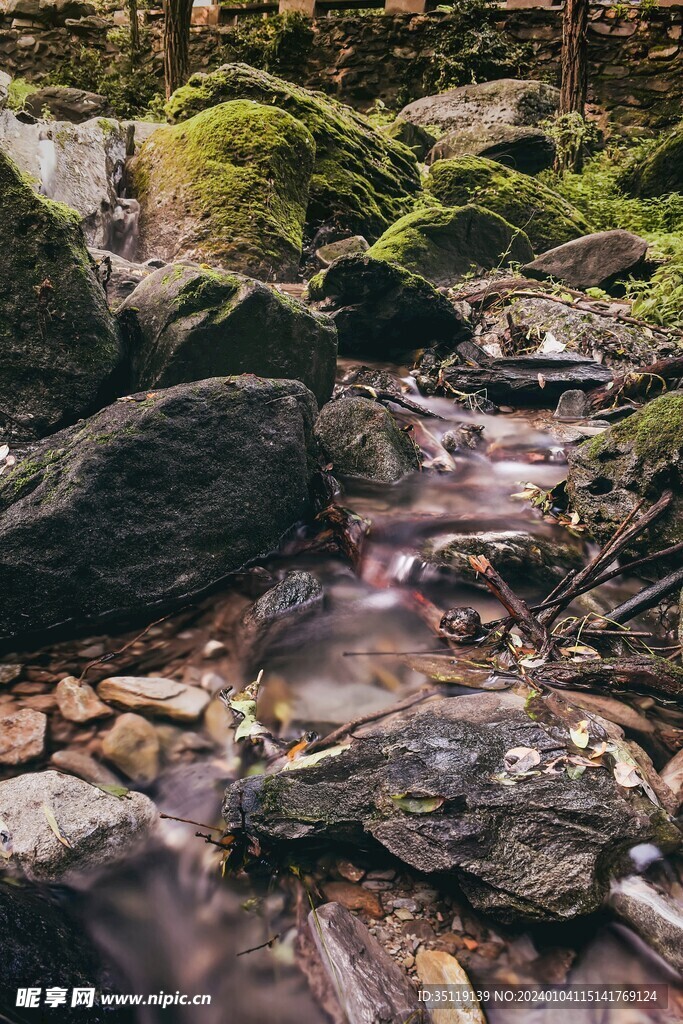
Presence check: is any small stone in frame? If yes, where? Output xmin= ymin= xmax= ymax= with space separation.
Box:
xmin=0 ymin=769 xmax=157 ymax=881
xmin=202 ymin=639 xmax=226 ymax=660
xmin=243 ymin=571 xmax=323 ymax=629
xmin=50 ymin=749 xmax=122 ymax=786
xmin=316 ymin=235 xmax=369 ymax=267
xmin=0 ymin=709 xmax=47 ymax=765
xmin=336 ymin=858 xmax=365 ymax=882
xmin=0 ymin=664 xmax=22 ymax=685
xmin=20 ymin=694 xmax=58 ymax=713
xmin=395 ymin=908 xmax=414 ymax=921
xmin=362 ymin=880 xmax=394 ymax=891
xmin=401 ymin=919 xmax=436 ymax=941
xmin=322 ymin=881 xmax=384 ymax=919
xmin=393 ymin=898 xmax=418 ymax=911
xmin=97 ymin=676 xmax=210 ymax=722
xmin=56 ymin=676 xmax=112 ymax=723
xmin=554 ymin=389 xmax=589 ymax=421
xmin=439 ymin=606 xmax=483 ymax=642
xmin=660 ymin=749 xmax=683 ymax=808
xmin=101 ymin=713 xmax=160 ymax=783
xmin=365 ymin=868 xmax=396 ymax=881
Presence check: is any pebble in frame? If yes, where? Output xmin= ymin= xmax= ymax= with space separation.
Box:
xmin=12 ymin=680 xmax=49 ymax=695
xmin=394 ymin=909 xmax=414 ymax=921
xmin=97 ymin=676 xmax=210 ymax=722
xmin=0 ymin=709 xmax=47 ymax=764
xmin=56 ymin=676 xmax=112 ymax=723
xmin=50 ymin=748 xmax=122 ymax=786
xmin=20 ymin=694 xmax=58 ymax=713
xmin=362 ymin=880 xmax=393 ymax=891
xmin=322 ymin=881 xmax=384 ymax=919
xmin=0 ymin=664 xmax=22 ymax=685
xmin=101 ymin=712 xmax=160 ymax=783
xmin=202 ymin=640 xmax=226 ymax=659
xmin=393 ymin=898 xmax=418 ymax=912
xmin=336 ymin=858 xmax=365 ymax=882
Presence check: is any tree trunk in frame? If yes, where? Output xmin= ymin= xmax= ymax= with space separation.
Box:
xmin=163 ymin=0 xmax=194 ymax=99
xmin=560 ymin=0 xmax=589 ymax=115
xmin=127 ymin=0 xmax=140 ymax=53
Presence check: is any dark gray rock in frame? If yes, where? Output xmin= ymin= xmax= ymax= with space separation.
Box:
xmin=555 ymin=389 xmax=589 ymax=421
xmin=0 ymin=149 xmax=123 ymax=439
xmin=428 ymin=123 xmax=555 ymax=174
xmin=119 ymin=263 xmax=337 ymax=406
xmin=524 ymin=230 xmax=650 ymax=291
xmin=566 ymin=393 xmax=683 ymax=563
xmin=24 ymin=86 xmax=113 ymax=122
xmin=437 ymin=354 xmax=613 ymax=405
xmin=383 ymin=116 xmax=438 ymax=161
xmin=224 ymin=692 xmax=678 ymax=922
xmin=308 ymin=254 xmax=468 ymax=358
xmin=244 ymin=571 xmax=323 ymax=629
xmin=315 ymin=396 xmax=420 ymax=483
xmin=422 ymin=530 xmax=583 ymax=587
xmin=0 ymin=376 xmax=318 ymax=643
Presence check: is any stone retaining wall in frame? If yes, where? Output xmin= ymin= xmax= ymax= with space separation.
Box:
xmin=0 ymin=0 xmax=681 ymax=127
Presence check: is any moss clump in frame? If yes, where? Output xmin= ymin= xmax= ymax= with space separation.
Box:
xmin=133 ymin=100 xmax=315 ymax=281
xmin=585 ymin=392 xmax=683 ymax=466
xmin=367 ymin=204 xmax=533 ymax=287
xmin=624 ymin=122 xmax=683 ymax=199
xmin=165 ymin=63 xmax=421 ymax=242
xmin=426 ymin=155 xmax=591 ymax=254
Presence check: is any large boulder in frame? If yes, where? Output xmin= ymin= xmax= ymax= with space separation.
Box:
xmin=132 ymin=100 xmax=315 ymax=280
xmin=625 ymin=123 xmax=683 ymax=198
xmin=0 ymin=150 xmax=123 ymax=439
xmin=308 ymin=253 xmax=467 ymax=358
xmin=367 ymin=204 xmax=533 ymax=287
xmin=0 ymin=109 xmax=129 ymax=251
xmin=427 ymin=156 xmax=591 ymax=254
xmin=566 ymin=393 xmax=683 ymax=561
xmin=119 ymin=263 xmax=337 ymax=406
xmin=165 ymin=63 xmax=421 ymax=242
xmin=0 ymin=376 xmax=318 ymax=643
xmin=524 ymin=230 xmax=650 ymax=291
xmin=0 ymin=770 xmax=157 ymax=881
xmin=315 ymin=396 xmax=420 ymax=483
xmin=23 ymin=85 xmax=113 ymax=123
xmin=224 ymin=692 xmax=677 ymax=922
xmin=427 ymin=123 xmax=555 ymax=174
xmin=398 ymin=79 xmax=560 ymax=136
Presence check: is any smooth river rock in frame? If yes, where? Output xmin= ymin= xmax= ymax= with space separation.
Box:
xmin=97 ymin=677 xmax=210 ymax=722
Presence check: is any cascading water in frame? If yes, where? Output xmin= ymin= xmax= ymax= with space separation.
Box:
xmin=107 ymin=196 xmax=141 ymax=262
xmin=37 ymin=128 xmax=57 ymax=198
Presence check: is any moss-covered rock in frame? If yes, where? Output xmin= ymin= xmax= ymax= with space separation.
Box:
xmin=624 ymin=123 xmax=683 ymax=198
xmin=165 ymin=63 xmax=421 ymax=242
xmin=566 ymin=394 xmax=683 ymax=563
xmin=119 ymin=263 xmax=337 ymax=406
xmin=315 ymin=396 xmax=420 ymax=483
xmin=132 ymin=100 xmax=315 ymax=281
xmin=0 ymin=376 xmax=319 ymax=643
xmin=0 ymin=150 xmax=123 ymax=439
xmin=308 ymin=253 xmax=467 ymax=358
xmin=367 ymin=204 xmax=533 ymax=287
xmin=426 ymin=156 xmax=591 ymax=254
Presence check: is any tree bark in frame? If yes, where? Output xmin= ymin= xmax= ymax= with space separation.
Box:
xmin=560 ymin=0 xmax=589 ymax=115
xmin=162 ymin=0 xmax=194 ymax=99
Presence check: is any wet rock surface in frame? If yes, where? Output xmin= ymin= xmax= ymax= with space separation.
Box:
xmin=0 ymin=376 xmax=318 ymax=643
xmin=243 ymin=571 xmax=323 ymax=629
xmin=0 ymin=770 xmax=157 ymax=881
xmin=315 ymin=396 xmax=420 ymax=483
xmin=119 ymin=263 xmax=337 ymax=406
xmin=422 ymin=530 xmax=583 ymax=587
xmin=223 ymin=693 xmax=676 ymax=922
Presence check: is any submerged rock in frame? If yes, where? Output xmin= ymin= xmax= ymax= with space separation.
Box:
xmin=315 ymin=396 xmax=420 ymax=483
xmin=165 ymin=63 xmax=421 ymax=242
xmin=244 ymin=571 xmax=323 ymax=629
xmin=133 ymin=100 xmax=315 ymax=280
xmin=422 ymin=530 xmax=583 ymax=587
xmin=566 ymin=393 xmax=683 ymax=560
xmin=398 ymin=79 xmax=559 ymax=137
xmin=0 ymin=770 xmax=157 ymax=881
xmin=224 ymin=692 xmax=678 ymax=922
xmin=0 ymin=149 xmax=123 ymax=438
xmin=427 ymin=156 xmax=590 ymax=254
xmin=524 ymin=230 xmax=650 ymax=291
xmin=308 ymin=253 xmax=467 ymax=357
xmin=119 ymin=263 xmax=337 ymax=406
xmin=0 ymin=376 xmax=318 ymax=643
xmin=367 ymin=204 xmax=533 ymax=287
xmin=101 ymin=712 xmax=160 ymax=784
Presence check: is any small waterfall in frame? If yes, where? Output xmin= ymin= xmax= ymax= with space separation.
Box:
xmin=37 ymin=129 xmax=57 ymax=198
xmin=108 ymin=197 xmax=140 ymax=262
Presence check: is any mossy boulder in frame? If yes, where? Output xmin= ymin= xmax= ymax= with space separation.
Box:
xmin=426 ymin=156 xmax=591 ymax=254
xmin=624 ymin=123 xmax=683 ymax=198
xmin=566 ymin=394 xmax=683 ymax=564
xmin=165 ymin=63 xmax=421 ymax=242
xmin=0 ymin=376 xmax=318 ymax=644
xmin=367 ymin=204 xmax=533 ymax=287
xmin=308 ymin=253 xmax=468 ymax=358
xmin=131 ymin=100 xmax=315 ymax=281
xmin=315 ymin=396 xmax=420 ymax=483
xmin=119 ymin=263 xmax=337 ymax=406
xmin=0 ymin=150 xmax=123 ymax=439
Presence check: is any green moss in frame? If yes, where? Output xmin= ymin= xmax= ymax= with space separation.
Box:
xmin=367 ymin=203 xmax=533 ymax=286
xmin=582 ymin=393 xmax=683 ymax=465
xmin=134 ymin=99 xmax=315 ymax=279
xmin=426 ymin=155 xmax=591 ymax=254
xmin=165 ymin=63 xmax=421 ymax=242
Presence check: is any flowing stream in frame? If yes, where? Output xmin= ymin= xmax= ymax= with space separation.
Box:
xmin=6 ymin=359 xmax=682 ymax=1024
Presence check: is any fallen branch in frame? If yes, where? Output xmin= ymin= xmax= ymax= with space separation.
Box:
xmin=585 ymin=565 xmax=683 ymax=630
xmin=469 ymin=555 xmax=549 ymax=651
xmin=588 ymin=356 xmax=683 ymax=410
xmin=543 ymin=656 xmax=683 ymax=703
